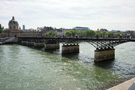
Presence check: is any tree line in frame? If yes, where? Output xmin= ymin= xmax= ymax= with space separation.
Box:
xmin=65 ymin=30 xmax=129 ymax=38
xmin=44 ymin=29 xmax=131 ymax=38
xmin=0 ymin=24 xmax=3 ymax=33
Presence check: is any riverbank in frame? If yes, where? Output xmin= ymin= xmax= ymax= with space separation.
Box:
xmin=95 ymin=76 xmax=134 ymax=90
xmin=107 ymin=78 xmax=135 ymax=90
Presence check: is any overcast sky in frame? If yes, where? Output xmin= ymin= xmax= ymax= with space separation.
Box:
xmin=0 ymin=0 xmax=135 ymax=30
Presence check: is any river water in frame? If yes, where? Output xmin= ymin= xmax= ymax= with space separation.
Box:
xmin=0 ymin=42 xmax=135 ymax=90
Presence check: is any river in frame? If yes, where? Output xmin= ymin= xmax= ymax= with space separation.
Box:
xmin=0 ymin=42 xmax=135 ymax=90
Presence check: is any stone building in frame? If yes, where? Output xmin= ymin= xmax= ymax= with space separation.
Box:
xmin=9 ymin=16 xmax=19 ymax=30
xmin=0 ymin=16 xmax=43 ymax=37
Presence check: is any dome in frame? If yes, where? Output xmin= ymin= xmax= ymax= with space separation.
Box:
xmin=8 ymin=16 xmax=19 ymax=30
xmin=9 ymin=16 xmax=18 ymax=25
xmin=9 ymin=20 xmax=18 ymax=24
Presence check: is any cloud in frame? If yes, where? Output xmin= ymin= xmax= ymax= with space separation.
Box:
xmin=0 ymin=0 xmax=135 ymax=30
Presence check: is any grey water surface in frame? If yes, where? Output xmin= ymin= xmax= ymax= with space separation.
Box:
xmin=0 ymin=42 xmax=135 ymax=90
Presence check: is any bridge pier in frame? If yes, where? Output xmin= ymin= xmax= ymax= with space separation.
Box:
xmin=21 ymin=41 xmax=28 ymax=46
xmin=27 ymin=42 xmax=34 ymax=46
xmin=34 ymin=43 xmax=44 ymax=48
xmin=44 ymin=40 xmax=59 ymax=50
xmin=94 ymin=48 xmax=115 ymax=62
xmin=62 ymin=43 xmax=79 ymax=54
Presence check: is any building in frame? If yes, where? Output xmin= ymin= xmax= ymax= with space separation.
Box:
xmin=23 ymin=25 xmax=25 ymax=30
xmin=0 ymin=16 xmax=43 ymax=37
xmin=73 ymin=26 xmax=90 ymax=31
xmin=56 ymin=29 xmax=68 ymax=36
xmin=111 ymin=30 xmax=121 ymax=33
xmin=99 ymin=28 xmax=108 ymax=32
xmin=37 ymin=26 xmax=54 ymax=31
xmin=125 ymin=30 xmax=135 ymax=38
xmin=8 ymin=16 xmax=19 ymax=30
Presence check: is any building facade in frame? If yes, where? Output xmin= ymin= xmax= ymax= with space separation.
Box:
xmin=0 ymin=16 xmax=43 ymax=37
xmin=73 ymin=26 xmax=90 ymax=31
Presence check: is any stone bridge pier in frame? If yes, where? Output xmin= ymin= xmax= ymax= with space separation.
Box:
xmin=21 ymin=41 xmax=28 ymax=46
xmin=62 ymin=43 xmax=79 ymax=54
xmin=33 ymin=40 xmax=44 ymax=48
xmin=21 ymin=40 xmax=34 ymax=46
xmin=88 ymin=40 xmax=117 ymax=62
xmin=44 ymin=40 xmax=59 ymax=50
xmin=94 ymin=48 xmax=115 ymax=61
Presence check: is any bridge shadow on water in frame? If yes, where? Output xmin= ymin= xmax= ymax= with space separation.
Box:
xmin=61 ymin=53 xmax=80 ymax=61
xmin=94 ymin=59 xmax=115 ymax=69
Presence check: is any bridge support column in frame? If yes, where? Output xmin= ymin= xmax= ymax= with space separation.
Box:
xmin=21 ymin=41 xmax=28 ymax=46
xmin=94 ymin=48 xmax=115 ymax=62
xmin=27 ymin=42 xmax=34 ymax=46
xmin=62 ymin=44 xmax=79 ymax=54
xmin=34 ymin=43 xmax=44 ymax=48
xmin=44 ymin=42 xmax=59 ymax=50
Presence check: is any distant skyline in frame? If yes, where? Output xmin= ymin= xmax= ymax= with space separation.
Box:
xmin=0 ymin=0 xmax=135 ymax=31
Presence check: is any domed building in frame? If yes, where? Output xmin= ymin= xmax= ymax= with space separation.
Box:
xmin=8 ymin=16 xmax=19 ymax=30
xmin=0 ymin=16 xmax=43 ymax=38
xmin=2 ymin=16 xmax=23 ymax=37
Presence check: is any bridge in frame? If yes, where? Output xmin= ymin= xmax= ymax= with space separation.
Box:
xmin=17 ymin=37 xmax=134 ymax=62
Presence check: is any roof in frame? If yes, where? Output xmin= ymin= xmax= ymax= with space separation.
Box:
xmin=9 ymin=16 xmax=18 ymax=25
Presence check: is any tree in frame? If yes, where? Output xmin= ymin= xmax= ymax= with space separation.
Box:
xmin=95 ymin=30 xmax=101 ymax=36
xmin=106 ymin=31 xmax=113 ymax=35
xmin=106 ymin=31 xmax=113 ymax=38
xmin=90 ymin=30 xmax=95 ymax=37
xmin=69 ymin=30 xmax=75 ymax=36
xmin=86 ymin=30 xmax=95 ymax=37
xmin=81 ymin=31 xmax=87 ymax=37
xmin=114 ymin=32 xmax=124 ymax=38
xmin=65 ymin=31 xmax=72 ymax=36
xmin=46 ymin=30 xmax=57 ymax=36
xmin=101 ymin=31 xmax=107 ymax=38
xmin=0 ymin=24 xmax=3 ymax=33
xmin=75 ymin=30 xmax=83 ymax=36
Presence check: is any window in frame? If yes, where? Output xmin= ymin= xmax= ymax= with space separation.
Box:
xmin=10 ymin=26 xmax=12 ymax=29
xmin=14 ymin=26 xmax=16 ymax=29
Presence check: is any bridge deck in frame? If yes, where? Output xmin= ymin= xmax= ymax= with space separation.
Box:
xmin=18 ymin=37 xmax=135 ymax=41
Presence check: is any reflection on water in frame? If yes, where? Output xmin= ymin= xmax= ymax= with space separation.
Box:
xmin=0 ymin=42 xmax=135 ymax=90
xmin=94 ymin=60 xmax=115 ymax=69
xmin=62 ymin=53 xmax=80 ymax=61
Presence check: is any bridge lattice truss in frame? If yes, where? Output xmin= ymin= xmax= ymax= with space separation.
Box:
xmin=87 ymin=39 xmax=129 ymax=49
xmin=18 ymin=37 xmax=130 ymax=49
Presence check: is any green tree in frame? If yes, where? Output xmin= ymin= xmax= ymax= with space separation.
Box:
xmin=95 ymin=30 xmax=101 ymax=36
xmin=69 ymin=30 xmax=75 ymax=36
xmin=86 ymin=30 xmax=95 ymax=37
xmin=114 ymin=32 xmax=124 ymax=38
xmin=65 ymin=31 xmax=72 ymax=36
xmin=101 ymin=31 xmax=107 ymax=38
xmin=76 ymin=30 xmax=83 ymax=36
xmin=81 ymin=31 xmax=86 ymax=37
xmin=106 ymin=31 xmax=113 ymax=38
xmin=91 ymin=30 xmax=95 ymax=37
xmin=0 ymin=24 xmax=3 ymax=33
xmin=86 ymin=31 xmax=90 ymax=37
xmin=46 ymin=30 xmax=57 ymax=36
xmin=106 ymin=31 xmax=113 ymax=35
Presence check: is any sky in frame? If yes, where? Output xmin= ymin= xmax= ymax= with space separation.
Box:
xmin=0 ymin=0 xmax=135 ymax=31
